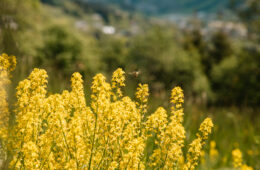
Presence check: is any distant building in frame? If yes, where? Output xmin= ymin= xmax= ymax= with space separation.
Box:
xmin=102 ymin=26 xmax=115 ymax=35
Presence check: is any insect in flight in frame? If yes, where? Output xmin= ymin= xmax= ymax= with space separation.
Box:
xmin=128 ymin=70 xmax=141 ymax=78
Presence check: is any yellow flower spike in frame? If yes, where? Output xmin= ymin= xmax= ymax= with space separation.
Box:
xmin=111 ymin=68 xmax=125 ymax=99
xmin=0 ymin=53 xmax=16 ymax=73
xmin=185 ymin=118 xmax=214 ymax=169
xmin=148 ymin=110 xmax=186 ymax=168
xmin=71 ymin=72 xmax=86 ymax=109
xmin=199 ymin=118 xmax=214 ymax=140
xmin=170 ymin=86 xmax=184 ymax=109
xmin=71 ymin=72 xmax=84 ymax=92
xmin=135 ymin=83 xmax=149 ymax=114
xmin=0 ymin=53 xmax=16 ymax=164
xmin=146 ymin=87 xmax=186 ymax=169
xmin=185 ymin=138 xmax=203 ymax=169
xmin=170 ymin=86 xmax=184 ymax=123
xmin=147 ymin=87 xmax=186 ymax=169
xmin=232 ymin=149 xmax=243 ymax=168
xmin=91 ymin=73 xmax=111 ymax=113
xmin=209 ymin=140 xmax=218 ymax=160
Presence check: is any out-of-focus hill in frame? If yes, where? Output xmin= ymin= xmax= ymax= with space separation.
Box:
xmin=77 ymin=0 xmax=230 ymax=14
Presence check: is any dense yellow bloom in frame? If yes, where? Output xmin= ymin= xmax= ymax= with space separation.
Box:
xmin=146 ymin=107 xmax=168 ymax=134
xmin=0 ymin=55 xmax=218 ymax=169
xmin=10 ymin=68 xmax=48 ymax=169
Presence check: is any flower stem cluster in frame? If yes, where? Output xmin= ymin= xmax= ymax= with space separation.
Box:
xmin=135 ymin=83 xmax=149 ymax=115
xmin=184 ymin=117 xmax=214 ymax=170
xmin=0 ymin=55 xmax=219 ymax=169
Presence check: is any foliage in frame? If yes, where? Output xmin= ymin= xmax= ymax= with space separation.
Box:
xmin=211 ymin=47 xmax=260 ymax=106
xmin=36 ymin=26 xmax=82 ymax=76
xmin=1 ymin=0 xmax=259 ymax=106
xmin=127 ymin=27 xmax=212 ymax=102
xmin=98 ymin=36 xmax=128 ymax=73
xmin=0 ymin=0 xmax=38 ymax=55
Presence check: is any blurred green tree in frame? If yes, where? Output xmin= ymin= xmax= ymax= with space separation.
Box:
xmin=98 ymin=35 xmax=128 ymax=73
xmin=36 ymin=26 xmax=82 ymax=76
xmin=127 ymin=26 xmax=212 ymax=104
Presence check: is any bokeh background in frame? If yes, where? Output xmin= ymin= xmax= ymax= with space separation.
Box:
xmin=0 ymin=0 xmax=259 ymax=169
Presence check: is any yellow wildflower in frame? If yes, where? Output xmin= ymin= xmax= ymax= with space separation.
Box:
xmin=209 ymin=140 xmax=218 ymax=160
xmin=241 ymin=164 xmax=253 ymax=170
xmin=198 ymin=118 xmax=214 ymax=140
xmin=171 ymin=86 xmax=184 ymax=123
xmin=111 ymin=68 xmax=125 ymax=99
xmin=232 ymin=148 xmax=253 ymax=170
xmin=0 ymin=61 xmax=218 ymax=170
xmin=185 ymin=117 xmax=214 ymax=170
xmin=232 ymin=149 xmax=243 ymax=168
xmin=136 ymin=83 xmax=149 ymax=114
xmin=0 ymin=53 xmax=16 ymax=165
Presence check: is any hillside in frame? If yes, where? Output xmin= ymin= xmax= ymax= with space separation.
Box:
xmin=81 ymin=0 xmax=230 ymax=14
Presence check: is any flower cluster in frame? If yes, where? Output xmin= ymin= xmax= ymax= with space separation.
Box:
xmin=111 ymin=68 xmax=125 ymax=99
xmin=135 ymin=83 xmax=149 ymax=115
xmin=3 ymin=53 xmax=250 ymax=169
xmin=0 ymin=53 xmax=16 ymax=162
xmin=209 ymin=141 xmax=218 ymax=160
xmin=6 ymin=67 xmax=215 ymax=169
xmin=184 ymin=118 xmax=214 ymax=169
